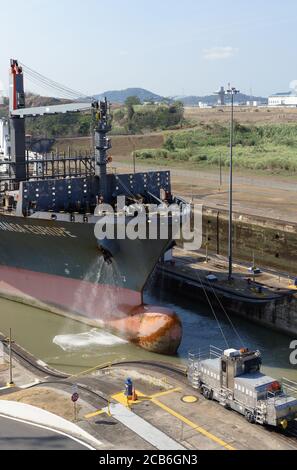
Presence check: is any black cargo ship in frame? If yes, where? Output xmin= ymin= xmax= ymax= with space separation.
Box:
xmin=0 ymin=60 xmax=183 ymax=354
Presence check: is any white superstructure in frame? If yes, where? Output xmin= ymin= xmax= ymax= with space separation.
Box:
xmin=0 ymin=119 xmax=10 ymax=174
xmin=0 ymin=119 xmax=10 ymax=157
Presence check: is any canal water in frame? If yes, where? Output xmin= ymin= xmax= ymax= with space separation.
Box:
xmin=0 ymin=286 xmax=296 ymax=381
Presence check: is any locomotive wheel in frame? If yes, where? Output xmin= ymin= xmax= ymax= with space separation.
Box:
xmin=245 ymin=410 xmax=255 ymax=424
xmin=202 ymin=387 xmax=213 ymax=400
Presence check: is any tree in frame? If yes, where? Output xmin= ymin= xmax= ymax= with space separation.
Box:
xmin=164 ymin=135 xmax=175 ymax=151
xmin=125 ymin=97 xmax=140 ymax=133
xmin=125 ymin=96 xmax=141 ymax=107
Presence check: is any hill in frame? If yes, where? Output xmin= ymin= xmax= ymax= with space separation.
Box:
xmin=172 ymin=93 xmax=267 ymax=106
xmin=94 ymin=88 xmax=165 ymax=104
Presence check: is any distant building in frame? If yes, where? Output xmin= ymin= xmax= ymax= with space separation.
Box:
xmin=198 ymin=101 xmax=212 ymax=108
xmin=268 ymin=92 xmax=297 ymax=107
xmin=246 ymin=100 xmax=260 ymax=107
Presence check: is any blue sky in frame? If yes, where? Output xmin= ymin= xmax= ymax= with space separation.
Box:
xmin=0 ymin=0 xmax=296 ymax=98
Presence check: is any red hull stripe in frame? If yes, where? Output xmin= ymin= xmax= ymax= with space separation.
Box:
xmin=0 ymin=266 xmax=142 ymax=320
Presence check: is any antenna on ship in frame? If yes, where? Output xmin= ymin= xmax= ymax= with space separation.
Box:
xmin=9 ymin=60 xmax=26 ymax=182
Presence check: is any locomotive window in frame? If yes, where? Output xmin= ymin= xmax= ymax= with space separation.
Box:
xmin=222 ymin=361 xmax=227 ymax=373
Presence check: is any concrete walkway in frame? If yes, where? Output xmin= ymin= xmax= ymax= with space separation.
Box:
xmin=0 ymin=401 xmax=101 ymax=449
xmin=0 ymin=415 xmax=90 ymax=450
xmin=105 ymin=403 xmax=185 ymax=450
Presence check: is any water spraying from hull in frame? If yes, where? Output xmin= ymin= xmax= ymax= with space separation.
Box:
xmin=71 ymin=255 xmax=182 ymax=355
xmin=71 ymin=255 xmax=127 ymax=322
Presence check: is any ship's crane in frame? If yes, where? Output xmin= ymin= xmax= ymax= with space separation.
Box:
xmin=2 ymin=59 xmax=173 ymax=217
xmin=8 ymin=59 xmax=111 ymax=197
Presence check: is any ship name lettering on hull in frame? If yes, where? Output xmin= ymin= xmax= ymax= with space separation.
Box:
xmin=0 ymin=222 xmax=77 ymax=238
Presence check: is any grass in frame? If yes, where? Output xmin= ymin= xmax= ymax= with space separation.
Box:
xmin=132 ymin=123 xmax=297 ymax=174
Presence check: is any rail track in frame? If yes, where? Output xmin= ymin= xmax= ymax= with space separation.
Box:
xmin=1 ymin=333 xmax=297 ymax=447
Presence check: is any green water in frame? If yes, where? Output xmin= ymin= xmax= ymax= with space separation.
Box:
xmin=0 ymin=289 xmax=296 ymax=382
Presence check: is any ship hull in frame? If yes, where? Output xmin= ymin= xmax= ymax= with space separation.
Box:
xmin=0 ymin=214 xmax=182 ymax=354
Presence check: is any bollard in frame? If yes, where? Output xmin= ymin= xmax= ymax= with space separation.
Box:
xmin=125 ymin=378 xmax=133 ymax=399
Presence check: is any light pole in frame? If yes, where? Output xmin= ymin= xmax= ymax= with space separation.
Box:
xmin=7 ymin=328 xmax=14 ymax=387
xmin=226 ymin=86 xmax=240 ymax=281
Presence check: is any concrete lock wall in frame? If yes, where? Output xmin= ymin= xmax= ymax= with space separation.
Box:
xmin=155 ymin=269 xmax=297 ymax=337
xmin=202 ymin=207 xmax=297 ymax=276
xmin=156 ymin=207 xmax=297 ymax=336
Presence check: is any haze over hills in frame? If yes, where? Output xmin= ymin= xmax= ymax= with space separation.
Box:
xmin=0 ymin=86 xmax=268 ymax=109
xmin=173 ymin=93 xmax=268 ymax=106
xmin=94 ymin=87 xmax=267 ymax=105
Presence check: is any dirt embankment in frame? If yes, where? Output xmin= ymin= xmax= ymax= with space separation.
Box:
xmin=184 ymin=106 xmax=297 ymax=125
xmin=55 ymin=133 xmax=164 ymax=159
xmin=54 ymin=106 xmax=297 ymax=157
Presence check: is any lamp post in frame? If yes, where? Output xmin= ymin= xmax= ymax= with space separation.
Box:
xmin=226 ymin=86 xmax=240 ymax=281
xmin=7 ymin=328 xmax=14 ymax=387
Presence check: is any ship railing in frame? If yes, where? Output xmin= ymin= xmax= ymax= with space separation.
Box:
xmin=25 ymin=153 xmax=96 ymax=180
xmin=0 ymin=153 xmax=96 ymax=182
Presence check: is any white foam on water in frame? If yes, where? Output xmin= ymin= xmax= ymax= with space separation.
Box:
xmin=53 ymin=328 xmax=128 ymax=351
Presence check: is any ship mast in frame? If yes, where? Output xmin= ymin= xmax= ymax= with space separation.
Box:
xmin=93 ymin=99 xmax=112 ymax=198
xmin=9 ymin=60 xmax=26 ymax=182
xmin=9 ymin=59 xmax=112 ymax=199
